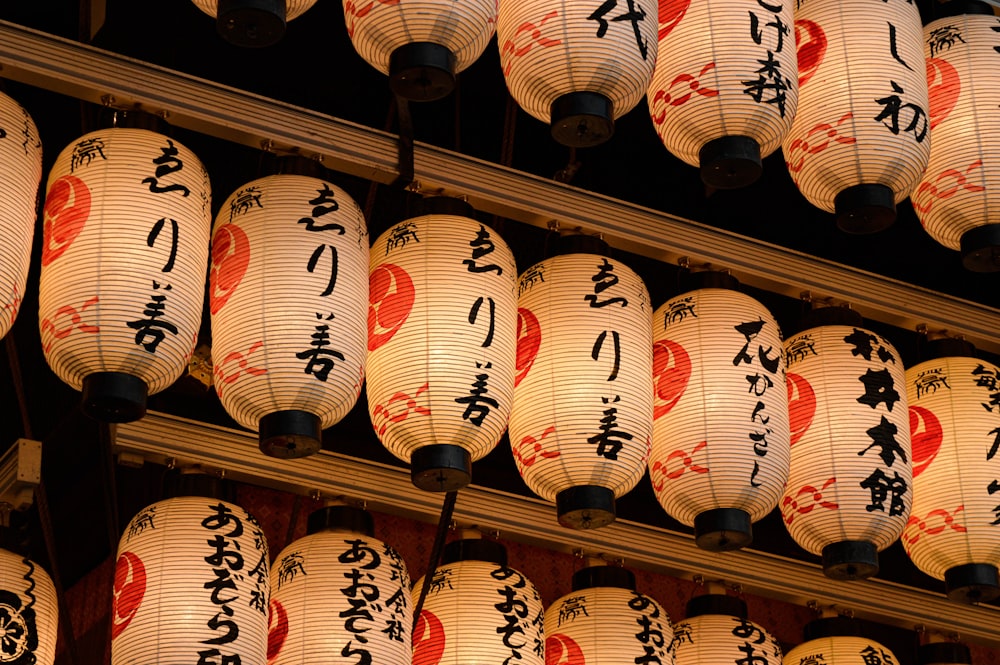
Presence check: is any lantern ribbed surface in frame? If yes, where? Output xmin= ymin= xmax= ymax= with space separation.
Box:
xmin=649 ymin=288 xmax=790 ymax=526
xmin=191 ymin=0 xmax=316 ymax=21
xmin=0 ymin=547 xmax=58 ymax=665
xmin=784 ymin=635 xmax=898 ymax=665
xmin=38 ymin=127 xmax=211 ymax=395
xmin=413 ymin=559 xmax=544 ymax=665
xmin=111 ymin=496 xmax=270 ymax=665
xmin=0 ymin=91 xmax=42 ymax=341
xmin=366 ymin=215 xmax=517 ymax=464
xmin=267 ymin=529 xmax=412 ymax=664
xmin=673 ymin=614 xmax=781 ymax=665
xmin=781 ymin=325 xmax=912 ymax=556
xmin=781 ymin=0 xmax=930 ymax=212
xmin=509 ymin=253 xmax=653 ymax=503
xmin=209 ymin=175 xmax=368 ymax=434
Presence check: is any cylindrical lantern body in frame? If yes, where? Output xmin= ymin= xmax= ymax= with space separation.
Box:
xmin=191 ymin=0 xmax=316 ymax=21
xmin=366 ymin=214 xmax=518 ymax=489
xmin=913 ymin=14 xmax=1000 ymax=271
xmin=0 ymin=547 xmax=58 ymax=665
xmin=673 ymin=610 xmax=781 ymax=665
xmin=781 ymin=324 xmax=912 ymax=578
xmin=111 ymin=496 xmax=270 ymax=664
xmin=210 ymin=175 xmax=368 ymax=458
xmin=781 ymin=0 xmax=930 ymax=231
xmin=509 ymin=253 xmax=653 ymax=528
xmin=648 ymin=0 xmax=798 ymax=188
xmin=649 ymin=287 xmax=790 ymax=550
xmin=784 ymin=635 xmax=899 ymax=665
xmin=0 ymin=91 xmax=42 ymax=340
xmin=38 ymin=127 xmax=211 ymax=419
xmin=903 ymin=356 xmax=1000 ymax=602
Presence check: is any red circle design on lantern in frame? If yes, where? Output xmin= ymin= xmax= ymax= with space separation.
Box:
xmin=515 ymin=307 xmax=542 ymax=387
xmin=787 ymin=372 xmax=816 ymax=447
xmin=368 ymin=263 xmax=416 ymax=352
xmin=794 ymin=19 xmax=826 ymax=89
xmin=909 ymin=405 xmax=943 ymax=478
xmin=266 ymin=598 xmax=289 ymax=662
xmin=926 ymin=57 xmax=960 ymax=131
xmin=652 ymin=339 xmax=691 ymax=420
xmin=209 ymin=223 xmax=251 ymax=315
xmin=545 ymin=633 xmax=586 ymax=665
xmin=657 ymin=0 xmax=690 ymax=41
xmin=412 ymin=609 xmax=446 ymax=665
xmin=111 ymin=551 xmax=146 ymax=640
xmin=42 ymin=174 xmax=91 ymax=267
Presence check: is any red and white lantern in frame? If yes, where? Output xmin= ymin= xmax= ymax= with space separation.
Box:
xmin=673 ymin=594 xmax=781 ymax=665
xmin=0 ymin=546 xmax=58 ymax=665
xmin=190 ymin=1 xmax=317 ymax=47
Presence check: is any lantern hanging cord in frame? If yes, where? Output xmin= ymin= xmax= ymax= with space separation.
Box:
xmin=411 ymin=489 xmax=459 ymax=632
xmin=391 ymin=94 xmax=415 ymax=189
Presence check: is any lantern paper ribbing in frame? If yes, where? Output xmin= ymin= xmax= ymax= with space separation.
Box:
xmin=509 ymin=252 xmax=653 ymax=529
xmin=191 ymin=0 xmax=316 ymax=21
xmin=0 ymin=91 xmax=41 ymax=341
xmin=38 ymin=127 xmax=211 ymax=422
xmin=649 ymin=286 xmax=790 ymax=550
xmin=210 ymin=174 xmax=368 ymax=458
xmin=781 ymin=0 xmax=930 ymax=232
xmin=0 ymin=547 xmax=58 ymax=665
xmin=111 ymin=496 xmax=270 ymax=665
xmin=672 ymin=599 xmax=781 ymax=665
xmin=647 ymin=0 xmax=798 ymax=188
xmin=784 ymin=635 xmax=899 ymax=665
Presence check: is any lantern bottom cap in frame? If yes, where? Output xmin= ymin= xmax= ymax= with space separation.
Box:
xmin=259 ymin=409 xmax=322 ymax=459
xmin=550 ymin=92 xmax=614 ymax=149
xmin=822 ymin=540 xmax=879 ymax=580
xmin=82 ymin=372 xmax=147 ymax=423
xmin=216 ymin=0 xmax=286 ymax=47
xmin=389 ymin=42 xmax=456 ymax=102
xmin=960 ymin=223 xmax=1000 ymax=273
xmin=944 ymin=562 xmax=1000 ymax=604
xmin=556 ymin=485 xmax=616 ymax=530
xmin=698 ymin=136 xmax=762 ymax=189
xmin=693 ymin=508 xmax=752 ymax=552
xmin=410 ymin=444 xmax=471 ymax=492
xmin=834 ymin=184 xmax=896 ymax=234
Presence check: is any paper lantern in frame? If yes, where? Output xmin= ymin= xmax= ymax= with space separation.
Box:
xmin=672 ymin=594 xmax=781 ymax=665
xmin=38 ymin=122 xmax=211 ymax=423
xmin=649 ymin=273 xmax=790 ymax=551
xmin=111 ymin=493 xmax=270 ymax=665
xmin=509 ymin=245 xmax=653 ymax=529
xmin=784 ymin=619 xmax=899 ymax=665
xmin=781 ymin=308 xmax=912 ymax=579
xmin=781 ymin=0 xmax=930 ymax=232
xmin=0 ymin=90 xmax=42 ymax=341
xmin=497 ymin=0 xmax=658 ymax=147
xmin=903 ymin=341 xmax=1000 ymax=603
xmin=344 ymin=0 xmax=497 ymax=101
xmin=190 ymin=0 xmax=317 ymax=47
xmin=913 ymin=11 xmax=1000 ymax=271
xmin=412 ymin=538 xmax=544 ymax=665
xmin=647 ymin=0 xmax=798 ymax=188
xmin=267 ymin=505 xmax=412 ymax=665
xmin=366 ymin=199 xmax=517 ymax=490
xmin=210 ymin=167 xmax=368 ymax=459
xmin=545 ymin=564 xmax=673 ymax=665
xmin=0 ymin=544 xmax=58 ymax=665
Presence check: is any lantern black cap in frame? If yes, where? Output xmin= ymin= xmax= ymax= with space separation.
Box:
xmin=822 ymin=540 xmax=879 ymax=580
xmin=0 ymin=524 xmax=29 ymax=557
xmin=389 ymin=42 xmax=456 ymax=102
xmin=105 ymin=108 xmax=168 ymax=133
xmin=918 ymin=642 xmax=973 ymax=665
xmin=922 ymin=337 xmax=976 ymax=360
xmin=259 ymin=410 xmax=322 ymax=459
xmin=441 ymin=538 xmax=507 ymax=566
xmin=699 ymin=136 xmax=762 ymax=190
xmin=960 ymin=223 xmax=1000 ymax=273
xmin=307 ymin=505 xmax=375 ymax=537
xmin=553 ymin=233 xmax=610 ymax=257
xmin=694 ymin=508 xmax=752 ymax=552
xmin=550 ymin=91 xmax=614 ymax=148
xmin=410 ymin=444 xmax=472 ymax=492
xmin=944 ymin=562 xmax=1000 ymax=604
xmin=216 ymin=0 xmax=287 ymax=48
xmin=792 ymin=304 xmax=864 ymax=335
xmin=165 ymin=470 xmax=225 ymax=499
xmin=834 ymin=184 xmax=896 ymax=234
xmin=82 ymin=372 xmax=147 ymax=423
xmin=418 ymin=196 xmax=475 ymax=218
xmin=267 ymin=154 xmax=328 ymax=179
xmin=933 ymin=0 xmax=994 ymax=18
xmin=557 ymin=485 xmax=616 ymax=530
xmin=572 ymin=565 xmax=636 ymax=591
xmin=685 ymin=593 xmax=748 ymax=619
xmin=803 ymin=616 xmax=864 ymax=640
xmin=684 ymin=270 xmax=740 ymax=292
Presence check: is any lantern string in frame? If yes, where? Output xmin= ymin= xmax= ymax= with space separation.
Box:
xmin=411 ymin=489 xmax=459 ymax=632
xmin=98 ymin=422 xmax=120 ymax=554
xmin=33 ymin=481 xmax=80 ymax=665
xmin=363 ymin=97 xmax=400 ymax=225
xmin=5 ymin=334 xmax=34 ymax=440
xmin=391 ymin=94 xmax=415 ymax=189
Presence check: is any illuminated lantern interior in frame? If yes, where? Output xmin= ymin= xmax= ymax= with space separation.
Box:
xmin=672 ymin=592 xmax=782 ymax=665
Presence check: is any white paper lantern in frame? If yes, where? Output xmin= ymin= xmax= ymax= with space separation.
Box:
xmin=912 ymin=12 xmax=1000 ymax=271
xmin=412 ymin=538 xmax=544 ymax=665
xmin=781 ymin=311 xmax=912 ymax=579
xmin=649 ymin=278 xmax=790 ymax=551
xmin=267 ymin=506 xmax=412 ymax=665
xmin=366 ymin=201 xmax=518 ymax=491
xmin=781 ymin=0 xmax=930 ymax=233
xmin=38 ymin=125 xmax=211 ymax=423
xmin=0 ymin=546 xmax=58 ymax=665
xmin=210 ymin=172 xmax=368 ymax=459
xmin=509 ymin=249 xmax=653 ymax=529
xmin=672 ymin=595 xmax=781 ymax=665
xmin=344 ymin=0 xmax=497 ymax=101
xmin=784 ymin=629 xmax=899 ymax=665
xmin=190 ymin=0 xmax=317 ymax=47
xmin=903 ymin=349 xmax=1000 ymax=603
xmin=648 ymin=0 xmax=798 ymax=188
xmin=497 ymin=0 xmax=658 ymax=147
xmin=111 ymin=494 xmax=270 ymax=665
xmin=0 ymin=91 xmax=42 ymax=341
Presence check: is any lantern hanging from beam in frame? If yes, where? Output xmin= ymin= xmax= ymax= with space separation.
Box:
xmin=190 ymin=1 xmax=317 ymax=47
xmin=0 ymin=535 xmax=58 ymax=665
xmin=672 ymin=593 xmax=781 ymax=665
xmin=784 ymin=617 xmax=899 ymax=665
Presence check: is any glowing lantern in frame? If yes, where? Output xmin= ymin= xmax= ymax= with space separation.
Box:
xmin=781 ymin=307 xmax=912 ymax=579
xmin=412 ymin=537 xmax=544 ymax=665
xmin=0 ymin=539 xmax=58 ymax=665
xmin=672 ymin=593 xmax=781 ymax=665
xmin=784 ymin=618 xmax=899 ymax=665
xmin=267 ymin=505 xmax=412 ymax=664
xmin=648 ymin=0 xmax=798 ymax=188
xmin=781 ymin=0 xmax=930 ymax=233
xmin=39 ymin=120 xmax=211 ymax=423
xmin=210 ymin=164 xmax=368 ymax=459
xmin=497 ymin=0 xmax=658 ymax=147
xmin=649 ymin=273 xmax=790 ymax=551
xmin=366 ymin=198 xmax=517 ymax=490
xmin=509 ymin=242 xmax=653 ymax=529
xmin=190 ymin=1 xmax=317 ymax=47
